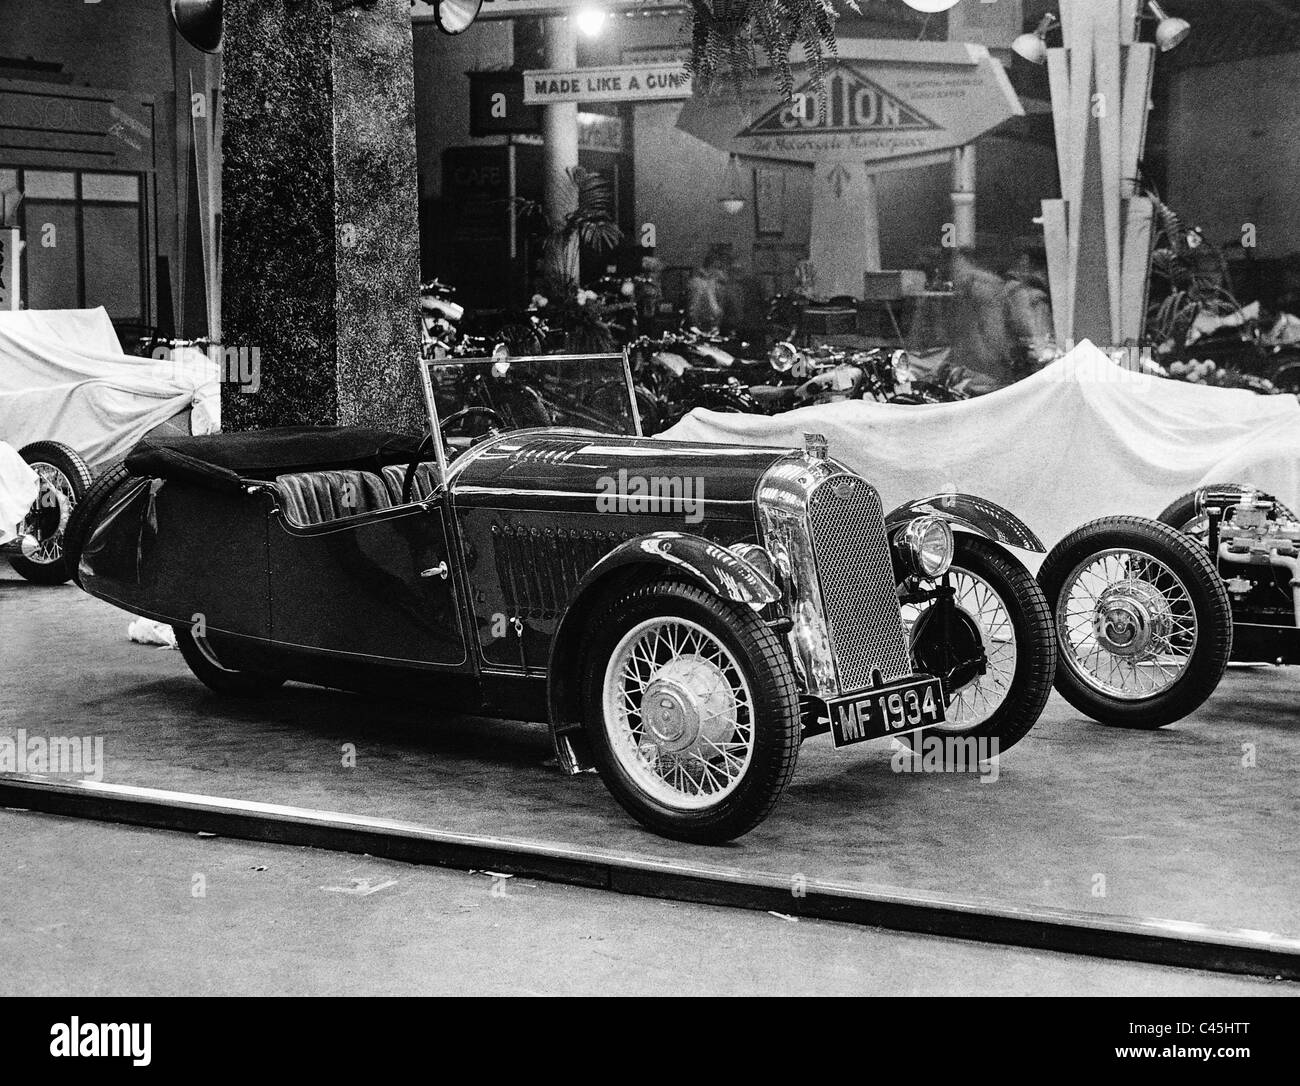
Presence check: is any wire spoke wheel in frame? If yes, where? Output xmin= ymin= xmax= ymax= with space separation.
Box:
xmin=8 ymin=441 xmax=92 ymax=585
xmin=1039 ymin=516 xmax=1231 ymax=728
xmin=26 ymin=461 xmax=77 ymax=564
xmin=581 ymin=578 xmax=800 ymax=843
xmin=902 ymin=568 xmax=1018 ymax=732
xmin=894 ymin=535 xmax=1055 ymax=758
xmin=602 ymin=616 xmax=756 ymax=811
xmin=1056 ymin=547 xmax=1197 ymax=701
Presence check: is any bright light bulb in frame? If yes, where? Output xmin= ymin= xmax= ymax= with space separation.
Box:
xmin=575 ymin=8 xmax=606 ymax=37
xmin=900 ymin=0 xmax=961 ymax=11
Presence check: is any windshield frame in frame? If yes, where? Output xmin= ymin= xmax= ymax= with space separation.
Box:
xmin=418 ymin=351 xmax=642 ymax=478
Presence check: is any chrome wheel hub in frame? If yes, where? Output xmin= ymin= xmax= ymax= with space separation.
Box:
xmin=642 ymin=680 xmax=694 ymax=749
xmin=640 ymin=658 xmax=736 ymax=757
xmin=1057 ymin=548 xmax=1197 ymax=701
xmin=603 ymin=617 xmax=755 ymax=811
xmin=1093 ymin=580 xmax=1172 ymax=658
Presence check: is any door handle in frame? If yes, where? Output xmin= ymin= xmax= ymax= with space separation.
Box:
xmin=421 ymin=562 xmax=449 ymax=580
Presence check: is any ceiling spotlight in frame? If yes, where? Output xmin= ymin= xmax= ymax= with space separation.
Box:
xmin=1148 ymin=1 xmax=1191 ymax=52
xmin=432 ymin=0 xmax=482 ymax=36
xmin=575 ymin=7 xmax=607 ymax=37
xmin=900 ymin=0 xmax=961 ymax=11
xmin=1011 ymin=13 xmax=1060 ymax=65
xmin=169 ymin=0 xmax=223 ymax=54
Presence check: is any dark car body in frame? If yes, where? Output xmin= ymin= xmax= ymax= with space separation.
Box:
xmin=70 ymin=353 xmax=1051 ymax=838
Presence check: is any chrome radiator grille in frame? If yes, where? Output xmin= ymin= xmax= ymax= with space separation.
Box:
xmin=807 ymin=476 xmax=913 ymax=688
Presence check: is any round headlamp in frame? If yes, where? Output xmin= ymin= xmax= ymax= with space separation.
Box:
xmin=769 ymin=341 xmax=800 ymax=374
xmin=900 ymin=516 xmax=954 ymax=579
xmin=490 ymin=342 xmax=511 ymax=378
xmin=729 ymin=542 xmax=778 ymax=585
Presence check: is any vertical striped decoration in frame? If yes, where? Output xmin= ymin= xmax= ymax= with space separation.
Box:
xmin=1042 ymin=0 xmax=1156 ymax=349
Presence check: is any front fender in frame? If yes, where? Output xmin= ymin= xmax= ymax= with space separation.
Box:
xmin=574 ymin=531 xmax=781 ymax=610
xmin=545 ymin=531 xmax=782 ymax=774
xmin=886 ymin=493 xmax=1044 ymax=553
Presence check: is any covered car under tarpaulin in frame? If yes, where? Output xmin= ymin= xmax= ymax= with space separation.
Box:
xmin=0 ymin=307 xmax=219 ymax=471
xmin=661 ymin=341 xmax=1300 ymax=550
xmin=0 ymin=441 xmax=39 ymax=546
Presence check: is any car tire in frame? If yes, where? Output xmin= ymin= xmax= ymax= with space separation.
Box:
xmin=1038 ymin=516 xmax=1232 ymax=728
xmin=174 ymin=624 xmax=286 ymax=697
xmin=579 ymin=577 xmax=801 ymax=844
xmin=901 ymin=535 xmax=1056 ymax=763
xmin=61 ymin=462 xmax=138 ymax=587
xmin=7 ymin=441 xmax=93 ymax=585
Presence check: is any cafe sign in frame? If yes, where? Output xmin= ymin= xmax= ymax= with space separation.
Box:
xmin=523 ymin=63 xmax=692 ymax=105
xmin=676 ymin=40 xmax=1022 ymax=165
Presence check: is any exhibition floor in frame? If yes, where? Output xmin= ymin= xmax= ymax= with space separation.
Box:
xmin=1 ymin=810 xmax=1286 ymax=997
xmin=2 ymin=565 xmax=1298 ymax=967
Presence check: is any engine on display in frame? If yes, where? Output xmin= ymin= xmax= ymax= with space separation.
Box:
xmin=1213 ymin=491 xmax=1300 ymax=629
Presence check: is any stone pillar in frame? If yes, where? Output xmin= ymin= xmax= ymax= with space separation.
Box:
xmin=220 ymin=0 xmax=423 ymax=434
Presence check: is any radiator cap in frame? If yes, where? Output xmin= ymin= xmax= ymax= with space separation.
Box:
xmin=803 ymin=433 xmax=829 ymax=462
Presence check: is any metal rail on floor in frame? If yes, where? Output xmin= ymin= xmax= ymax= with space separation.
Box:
xmin=2 ymin=773 xmax=1297 ymax=982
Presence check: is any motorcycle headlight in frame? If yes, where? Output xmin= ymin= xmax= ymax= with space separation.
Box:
xmin=769 ymin=341 xmax=801 ymax=374
xmin=890 ymin=350 xmax=915 ymax=386
xmin=899 ymin=516 xmax=954 ymax=579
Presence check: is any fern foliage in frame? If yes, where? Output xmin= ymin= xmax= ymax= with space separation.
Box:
xmin=685 ymin=0 xmax=861 ymax=108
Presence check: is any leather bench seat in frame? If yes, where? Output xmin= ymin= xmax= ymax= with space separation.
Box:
xmin=380 ymin=462 xmax=440 ymax=504
xmin=274 ymin=461 xmax=440 ymax=527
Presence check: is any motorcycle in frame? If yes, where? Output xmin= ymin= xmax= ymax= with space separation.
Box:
xmin=629 ymin=331 xmax=769 ymax=434
xmin=419 ymin=279 xmax=466 ymax=360
xmin=761 ymin=342 xmax=971 ymax=408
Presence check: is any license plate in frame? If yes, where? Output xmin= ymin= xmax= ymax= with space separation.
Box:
xmin=826 ymin=677 xmax=946 ymax=748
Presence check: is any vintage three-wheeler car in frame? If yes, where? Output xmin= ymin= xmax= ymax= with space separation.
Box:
xmin=65 ymin=353 xmax=1070 ymax=842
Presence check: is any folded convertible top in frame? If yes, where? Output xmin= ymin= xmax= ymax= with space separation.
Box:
xmin=124 ymin=426 xmax=423 ymax=493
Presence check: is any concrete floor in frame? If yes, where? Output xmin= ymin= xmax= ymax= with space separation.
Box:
xmin=0 ymin=810 xmax=1289 ymax=996
xmin=2 ymin=566 xmax=1300 ymax=992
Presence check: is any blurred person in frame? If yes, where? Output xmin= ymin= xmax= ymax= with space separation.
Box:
xmin=947 ymin=250 xmax=1059 ymax=391
xmin=687 ymin=244 xmax=732 ymax=332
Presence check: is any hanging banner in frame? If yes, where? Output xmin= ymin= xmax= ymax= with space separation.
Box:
xmin=676 ymin=41 xmax=1021 ymax=165
xmin=523 ymin=63 xmax=692 ymax=105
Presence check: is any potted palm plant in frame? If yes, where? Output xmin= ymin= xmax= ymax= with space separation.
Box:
xmin=517 ymin=166 xmax=623 ymax=353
